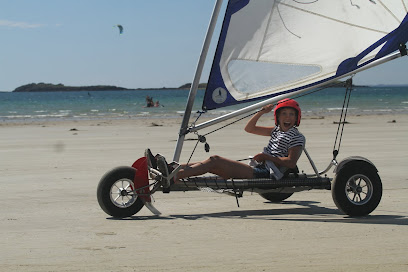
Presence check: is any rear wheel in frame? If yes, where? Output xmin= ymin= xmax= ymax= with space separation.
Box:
xmin=97 ymin=166 xmax=144 ymax=218
xmin=332 ymin=162 xmax=382 ymax=216
xmin=260 ymin=192 xmax=293 ymax=203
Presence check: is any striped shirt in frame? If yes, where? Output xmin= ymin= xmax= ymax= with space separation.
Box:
xmin=263 ymin=126 xmax=305 ymax=157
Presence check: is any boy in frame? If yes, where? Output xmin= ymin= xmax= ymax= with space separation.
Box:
xmin=155 ymin=98 xmax=305 ymax=187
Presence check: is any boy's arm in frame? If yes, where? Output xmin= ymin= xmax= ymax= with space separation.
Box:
xmin=253 ymin=146 xmax=303 ymax=169
xmin=244 ymin=104 xmax=275 ymax=136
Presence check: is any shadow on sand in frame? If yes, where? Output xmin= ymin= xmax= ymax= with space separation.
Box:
xmin=108 ymin=200 xmax=408 ymax=226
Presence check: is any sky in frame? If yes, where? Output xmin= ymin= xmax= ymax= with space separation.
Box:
xmin=1 ymin=0 xmax=408 ymax=92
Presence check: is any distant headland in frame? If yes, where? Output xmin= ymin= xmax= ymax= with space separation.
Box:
xmin=12 ymin=83 xmax=208 ymax=92
xmin=10 ymin=82 xmax=375 ymax=93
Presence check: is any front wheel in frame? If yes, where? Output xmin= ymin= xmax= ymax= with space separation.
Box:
xmin=332 ymin=162 xmax=382 ymax=216
xmin=97 ymin=166 xmax=144 ymax=218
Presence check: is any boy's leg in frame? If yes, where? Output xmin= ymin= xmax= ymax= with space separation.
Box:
xmin=176 ymin=155 xmax=253 ymax=180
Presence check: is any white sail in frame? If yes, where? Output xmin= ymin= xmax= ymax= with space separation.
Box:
xmin=203 ymin=0 xmax=408 ymax=110
xmin=173 ymin=0 xmax=408 ymax=161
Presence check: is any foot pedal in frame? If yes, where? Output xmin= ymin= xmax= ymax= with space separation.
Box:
xmin=162 ymin=164 xmax=182 ymax=193
xmin=156 ymin=156 xmax=181 ymax=193
xmin=144 ymin=148 xmax=157 ymax=169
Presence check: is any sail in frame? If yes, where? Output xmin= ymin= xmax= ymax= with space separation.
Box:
xmin=203 ymin=0 xmax=408 ymax=110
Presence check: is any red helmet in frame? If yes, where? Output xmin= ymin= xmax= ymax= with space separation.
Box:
xmin=274 ymin=98 xmax=301 ymax=126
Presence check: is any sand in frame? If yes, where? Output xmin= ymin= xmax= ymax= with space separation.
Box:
xmin=1 ymin=114 xmax=407 ymax=271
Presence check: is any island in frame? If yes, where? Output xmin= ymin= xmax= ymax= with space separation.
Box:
xmin=12 ymin=83 xmax=131 ymax=92
xmin=12 ymin=83 xmax=208 ymax=92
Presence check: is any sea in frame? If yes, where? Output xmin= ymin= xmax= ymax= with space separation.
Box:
xmin=1 ymin=87 xmax=407 ymax=123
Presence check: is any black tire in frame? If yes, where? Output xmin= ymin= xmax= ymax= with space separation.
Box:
xmin=260 ymin=192 xmax=293 ymax=203
xmin=332 ymin=162 xmax=382 ymax=216
xmin=97 ymin=166 xmax=144 ymax=218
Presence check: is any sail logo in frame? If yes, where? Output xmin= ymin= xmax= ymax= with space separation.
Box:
xmin=212 ymin=87 xmax=228 ymax=104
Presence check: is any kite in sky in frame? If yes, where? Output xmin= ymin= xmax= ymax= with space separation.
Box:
xmin=115 ymin=24 xmax=123 ymax=34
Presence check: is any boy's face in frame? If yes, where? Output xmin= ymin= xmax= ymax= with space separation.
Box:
xmin=278 ymin=108 xmax=297 ymax=132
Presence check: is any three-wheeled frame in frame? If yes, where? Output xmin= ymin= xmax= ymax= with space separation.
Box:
xmin=96 ymin=147 xmax=383 ymax=218
xmin=96 ymin=0 xmax=395 ymax=219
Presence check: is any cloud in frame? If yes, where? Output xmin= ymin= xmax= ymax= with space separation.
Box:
xmin=0 ymin=19 xmax=45 ymax=29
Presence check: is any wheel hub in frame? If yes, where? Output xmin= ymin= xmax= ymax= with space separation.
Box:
xmin=110 ymin=179 xmax=137 ymax=209
xmin=345 ymin=174 xmax=373 ymax=206
xmin=120 ymin=189 xmax=128 ymax=196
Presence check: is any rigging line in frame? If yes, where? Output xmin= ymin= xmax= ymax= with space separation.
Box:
xmin=333 ymin=90 xmax=349 ymax=153
xmin=337 ymin=88 xmax=352 ymax=153
xmin=257 ymin=1 xmax=279 ymax=60
xmin=186 ymin=137 xmax=201 ymax=165
xmin=280 ymin=2 xmax=388 ymax=35
xmin=189 ymin=110 xmax=205 ymax=131
xmin=376 ymin=0 xmax=402 ymax=24
xmin=277 ymin=3 xmax=302 ymax=39
xmin=332 ymin=79 xmax=353 ymax=158
xmin=349 ymin=0 xmax=360 ymax=9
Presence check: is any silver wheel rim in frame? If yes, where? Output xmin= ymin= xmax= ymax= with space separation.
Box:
xmin=110 ymin=178 xmax=137 ymax=208
xmin=345 ymin=174 xmax=373 ymax=205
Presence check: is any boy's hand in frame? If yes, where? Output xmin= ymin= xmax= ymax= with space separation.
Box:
xmin=253 ymin=153 xmax=266 ymax=162
xmin=261 ymin=104 xmax=274 ymax=113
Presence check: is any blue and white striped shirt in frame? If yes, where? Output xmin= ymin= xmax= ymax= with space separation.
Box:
xmin=263 ymin=126 xmax=305 ymax=157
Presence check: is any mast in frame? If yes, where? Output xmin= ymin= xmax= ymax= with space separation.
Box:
xmin=173 ymin=0 xmax=224 ymax=162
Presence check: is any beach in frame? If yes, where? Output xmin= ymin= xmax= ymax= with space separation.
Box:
xmin=1 ymin=114 xmax=407 ymax=271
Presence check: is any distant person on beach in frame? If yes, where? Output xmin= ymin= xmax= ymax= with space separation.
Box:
xmin=148 ymin=98 xmax=306 ymax=188
xmin=154 ymin=101 xmax=160 ymax=107
xmin=145 ymin=96 xmax=154 ymax=107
